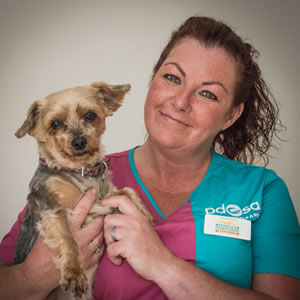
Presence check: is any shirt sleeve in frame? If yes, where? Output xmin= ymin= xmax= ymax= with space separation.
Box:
xmin=0 ymin=206 xmax=27 ymax=265
xmin=252 ymin=170 xmax=300 ymax=278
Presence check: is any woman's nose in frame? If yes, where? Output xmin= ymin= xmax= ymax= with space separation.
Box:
xmin=171 ymin=90 xmax=192 ymax=112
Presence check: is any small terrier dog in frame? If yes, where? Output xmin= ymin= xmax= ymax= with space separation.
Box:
xmin=14 ymin=81 xmax=154 ymax=299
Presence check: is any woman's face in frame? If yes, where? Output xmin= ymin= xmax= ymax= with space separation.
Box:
xmin=144 ymin=38 xmax=243 ymax=155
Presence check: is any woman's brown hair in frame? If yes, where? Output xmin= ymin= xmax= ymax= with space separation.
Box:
xmin=152 ymin=16 xmax=284 ymax=166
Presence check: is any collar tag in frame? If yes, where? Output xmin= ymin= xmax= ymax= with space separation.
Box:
xmin=204 ymin=214 xmax=251 ymax=240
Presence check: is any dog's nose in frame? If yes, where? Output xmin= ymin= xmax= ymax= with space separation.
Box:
xmin=72 ymin=137 xmax=87 ymax=151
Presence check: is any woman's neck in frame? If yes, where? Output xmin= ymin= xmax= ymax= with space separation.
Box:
xmin=135 ymin=139 xmax=212 ymax=189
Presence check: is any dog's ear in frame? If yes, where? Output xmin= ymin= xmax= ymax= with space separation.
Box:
xmin=15 ymin=100 xmax=42 ymax=138
xmin=91 ymin=82 xmax=131 ymax=116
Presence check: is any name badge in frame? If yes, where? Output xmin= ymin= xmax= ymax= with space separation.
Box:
xmin=204 ymin=214 xmax=251 ymax=240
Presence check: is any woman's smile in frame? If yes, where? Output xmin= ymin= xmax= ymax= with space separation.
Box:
xmin=159 ymin=110 xmax=192 ymax=127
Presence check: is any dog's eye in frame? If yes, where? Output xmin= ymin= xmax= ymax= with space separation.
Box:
xmin=85 ymin=112 xmax=97 ymax=122
xmin=51 ymin=120 xmax=63 ymax=130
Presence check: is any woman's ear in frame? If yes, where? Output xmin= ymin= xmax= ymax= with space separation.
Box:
xmin=222 ymin=103 xmax=244 ymax=131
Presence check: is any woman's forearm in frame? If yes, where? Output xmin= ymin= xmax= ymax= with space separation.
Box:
xmin=152 ymin=254 xmax=275 ymax=300
xmin=0 ymin=262 xmax=50 ymax=300
xmin=0 ymin=238 xmax=59 ymax=299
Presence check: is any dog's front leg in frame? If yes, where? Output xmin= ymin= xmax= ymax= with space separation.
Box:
xmin=38 ymin=209 xmax=88 ymax=298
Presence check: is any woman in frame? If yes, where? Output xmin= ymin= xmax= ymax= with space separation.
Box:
xmin=0 ymin=16 xmax=299 ymax=299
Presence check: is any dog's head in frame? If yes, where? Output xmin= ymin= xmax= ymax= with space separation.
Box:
xmin=15 ymin=81 xmax=130 ymax=168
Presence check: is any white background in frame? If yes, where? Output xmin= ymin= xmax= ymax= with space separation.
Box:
xmin=0 ymin=0 xmax=299 ymax=239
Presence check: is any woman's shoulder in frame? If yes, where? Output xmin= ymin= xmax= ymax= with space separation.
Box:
xmin=105 ymin=148 xmax=131 ymax=160
xmin=104 ymin=147 xmax=136 ymax=175
xmin=212 ymin=151 xmax=283 ymax=186
xmin=104 ymin=147 xmax=139 ymax=189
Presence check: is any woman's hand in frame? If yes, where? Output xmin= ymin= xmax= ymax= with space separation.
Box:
xmin=68 ymin=188 xmax=105 ymax=270
xmin=102 ymin=195 xmax=174 ymax=281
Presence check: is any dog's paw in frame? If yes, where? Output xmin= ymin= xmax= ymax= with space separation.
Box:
xmin=62 ymin=272 xmax=88 ymax=298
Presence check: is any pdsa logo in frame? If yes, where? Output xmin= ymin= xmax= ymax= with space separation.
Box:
xmin=205 ymin=201 xmax=261 ymax=219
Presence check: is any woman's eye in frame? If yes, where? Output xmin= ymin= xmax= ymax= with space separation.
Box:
xmin=50 ymin=120 xmax=63 ymax=130
xmin=85 ymin=111 xmax=97 ymax=122
xmin=164 ymin=74 xmax=181 ymax=84
xmin=200 ymin=90 xmax=218 ymax=101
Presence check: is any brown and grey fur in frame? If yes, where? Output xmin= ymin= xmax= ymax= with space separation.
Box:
xmin=14 ymin=82 xmax=154 ymax=299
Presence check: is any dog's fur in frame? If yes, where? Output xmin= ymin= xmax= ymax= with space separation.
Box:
xmin=14 ymin=82 xmax=154 ymax=299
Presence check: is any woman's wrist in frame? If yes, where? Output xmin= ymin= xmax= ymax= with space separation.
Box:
xmin=149 ymin=247 xmax=180 ymax=284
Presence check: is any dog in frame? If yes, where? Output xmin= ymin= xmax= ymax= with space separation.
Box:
xmin=14 ymin=81 xmax=155 ymax=299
